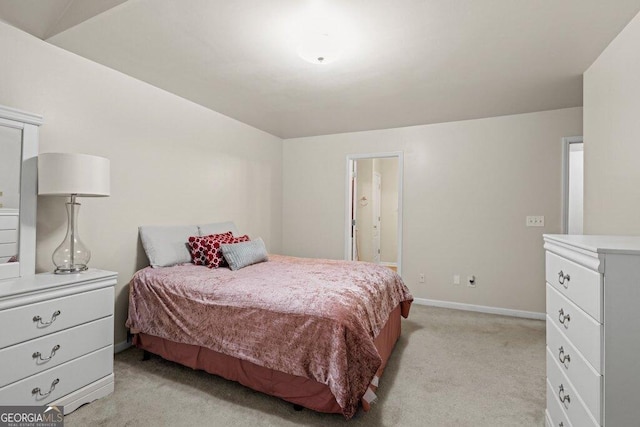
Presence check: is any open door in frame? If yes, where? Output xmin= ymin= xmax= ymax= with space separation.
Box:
xmin=372 ymin=171 xmax=381 ymax=264
xmin=346 ymin=153 xmax=403 ymax=275
xmin=349 ymin=161 xmax=358 ymax=260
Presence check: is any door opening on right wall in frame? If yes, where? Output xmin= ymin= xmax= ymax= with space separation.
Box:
xmin=562 ymin=136 xmax=584 ymax=234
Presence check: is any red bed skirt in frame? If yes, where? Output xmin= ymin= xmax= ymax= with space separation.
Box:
xmin=133 ymin=304 xmax=403 ymax=415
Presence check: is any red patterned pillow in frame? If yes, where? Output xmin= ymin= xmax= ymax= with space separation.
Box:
xmin=187 ymin=232 xmax=232 ymax=266
xmin=187 ymin=232 xmax=250 ymax=268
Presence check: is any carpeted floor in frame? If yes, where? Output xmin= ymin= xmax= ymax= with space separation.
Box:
xmin=65 ymin=305 xmax=545 ymax=426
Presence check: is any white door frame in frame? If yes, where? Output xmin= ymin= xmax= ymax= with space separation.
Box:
xmin=561 ymin=136 xmax=584 ymax=234
xmin=350 ymin=160 xmax=358 ymax=261
xmin=345 ymin=151 xmax=404 ymax=276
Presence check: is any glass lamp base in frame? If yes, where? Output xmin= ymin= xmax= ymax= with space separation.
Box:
xmin=54 ymin=264 xmax=88 ymax=274
xmin=52 ymin=198 xmax=92 ymax=275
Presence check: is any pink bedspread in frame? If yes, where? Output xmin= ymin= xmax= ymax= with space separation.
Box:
xmin=126 ymin=255 xmax=413 ymax=418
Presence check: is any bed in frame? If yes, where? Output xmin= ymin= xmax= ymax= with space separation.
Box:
xmin=126 ymin=251 xmax=412 ymax=419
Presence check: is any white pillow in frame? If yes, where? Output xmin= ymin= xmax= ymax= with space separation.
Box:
xmin=198 ymin=221 xmax=239 ymax=236
xmin=139 ymin=225 xmax=199 ymax=268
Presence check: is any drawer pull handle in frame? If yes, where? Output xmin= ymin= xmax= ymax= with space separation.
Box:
xmin=558 ymin=271 xmax=571 ymax=287
xmin=33 ymin=344 xmax=61 ymax=362
xmin=558 ymin=309 xmax=570 ymax=328
xmin=558 ymin=346 xmax=571 ymax=366
xmin=558 ymin=384 xmax=570 ymax=408
xmin=32 ymin=378 xmax=59 ymax=399
xmin=33 ymin=310 xmax=61 ymax=327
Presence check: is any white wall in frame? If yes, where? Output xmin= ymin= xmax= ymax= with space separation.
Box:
xmin=0 ymin=22 xmax=283 ymax=346
xmin=283 ymin=108 xmax=583 ymax=314
xmin=379 ymin=158 xmax=398 ymax=264
xmin=584 ymin=10 xmax=640 ymax=235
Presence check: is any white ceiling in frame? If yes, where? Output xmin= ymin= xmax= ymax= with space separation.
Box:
xmin=3 ymin=0 xmax=640 ymax=138
xmin=0 ymin=0 xmax=126 ymax=39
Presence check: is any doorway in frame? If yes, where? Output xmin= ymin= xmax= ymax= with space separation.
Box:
xmin=346 ymin=152 xmax=403 ymax=275
xmin=562 ymin=137 xmax=584 ymax=234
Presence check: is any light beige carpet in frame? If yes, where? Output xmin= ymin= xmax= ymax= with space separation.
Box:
xmin=65 ymin=305 xmax=545 ymax=426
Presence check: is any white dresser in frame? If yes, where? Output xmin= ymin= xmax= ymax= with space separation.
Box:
xmin=543 ymin=235 xmax=640 ymax=427
xmin=0 ymin=269 xmax=117 ymax=413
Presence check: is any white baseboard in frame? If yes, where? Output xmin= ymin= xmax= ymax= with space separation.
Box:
xmin=413 ymin=297 xmax=545 ymax=320
xmin=114 ymin=340 xmax=132 ymax=353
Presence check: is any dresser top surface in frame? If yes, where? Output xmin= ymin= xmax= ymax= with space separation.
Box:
xmin=544 ymin=234 xmax=640 ymax=255
xmin=0 ymin=269 xmax=117 ymax=300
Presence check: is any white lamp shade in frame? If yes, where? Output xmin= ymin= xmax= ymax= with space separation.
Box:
xmin=38 ymin=153 xmax=110 ymax=197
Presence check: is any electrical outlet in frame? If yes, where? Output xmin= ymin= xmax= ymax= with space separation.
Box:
xmin=453 ymin=275 xmax=460 ymax=285
xmin=467 ymin=275 xmax=476 ymax=288
xmin=419 ymin=273 xmax=425 ymax=283
xmin=526 ymin=216 xmax=545 ymax=227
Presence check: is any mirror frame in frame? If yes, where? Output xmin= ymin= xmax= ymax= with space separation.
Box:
xmin=0 ymin=105 xmax=42 ymax=280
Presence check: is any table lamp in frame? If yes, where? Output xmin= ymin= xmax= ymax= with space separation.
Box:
xmin=38 ymin=153 xmax=110 ymax=274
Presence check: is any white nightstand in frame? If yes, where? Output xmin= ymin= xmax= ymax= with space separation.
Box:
xmin=0 ymin=269 xmax=117 ymax=413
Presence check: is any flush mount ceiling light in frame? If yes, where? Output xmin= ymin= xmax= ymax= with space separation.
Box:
xmin=297 ymin=32 xmax=344 ymax=65
xmin=288 ymin=2 xmax=357 ymax=66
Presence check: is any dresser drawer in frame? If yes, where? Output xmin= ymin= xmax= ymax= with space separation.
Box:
xmin=0 ymin=215 xmax=18 ymax=230
xmin=0 ymin=317 xmax=113 ymax=386
xmin=0 ymin=346 xmax=113 ymax=406
xmin=547 ymin=319 xmax=602 ymax=416
xmin=0 ymin=242 xmax=17 ymax=257
xmin=547 ymin=348 xmax=599 ymax=427
xmin=0 ymin=229 xmax=18 ymax=244
xmin=0 ymin=287 xmax=114 ymax=349
xmin=546 ymin=379 xmax=572 ymax=427
xmin=546 ymin=284 xmax=602 ymax=371
xmin=546 ymin=251 xmax=602 ymax=322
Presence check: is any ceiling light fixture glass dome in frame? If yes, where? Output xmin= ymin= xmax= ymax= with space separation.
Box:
xmin=297 ymin=32 xmax=343 ymax=65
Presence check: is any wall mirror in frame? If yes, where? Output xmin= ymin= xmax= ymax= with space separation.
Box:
xmin=0 ymin=105 xmax=42 ymax=281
